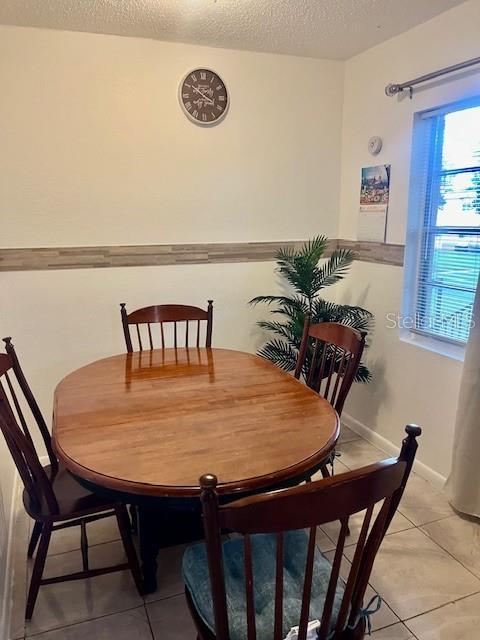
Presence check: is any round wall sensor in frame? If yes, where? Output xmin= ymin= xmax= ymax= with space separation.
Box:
xmin=368 ymin=136 xmax=383 ymax=155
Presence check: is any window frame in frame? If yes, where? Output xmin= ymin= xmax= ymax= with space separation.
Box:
xmin=404 ymin=96 xmax=480 ymax=351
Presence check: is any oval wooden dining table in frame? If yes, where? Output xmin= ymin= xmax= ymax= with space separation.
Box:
xmin=52 ymin=347 xmax=339 ymax=591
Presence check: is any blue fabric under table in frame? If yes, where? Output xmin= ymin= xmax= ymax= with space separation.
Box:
xmin=182 ymin=529 xmax=347 ymax=640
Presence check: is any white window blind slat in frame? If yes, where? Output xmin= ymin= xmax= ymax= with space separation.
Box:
xmin=411 ymin=102 xmax=480 ymax=344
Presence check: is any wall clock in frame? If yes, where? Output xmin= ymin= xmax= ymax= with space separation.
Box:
xmin=179 ymin=69 xmax=229 ymax=125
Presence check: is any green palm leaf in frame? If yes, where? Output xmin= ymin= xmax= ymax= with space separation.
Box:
xmin=252 ymin=237 xmax=374 ymax=383
xmin=256 ymin=320 xmax=299 ymax=344
xmin=313 ymin=249 xmax=355 ymax=290
xmin=257 ymin=339 xmax=298 ymax=372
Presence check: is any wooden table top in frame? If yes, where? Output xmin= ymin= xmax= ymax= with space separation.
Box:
xmin=53 ymin=348 xmax=339 ymax=497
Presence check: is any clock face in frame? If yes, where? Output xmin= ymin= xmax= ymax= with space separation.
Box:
xmin=179 ymin=69 xmax=229 ymax=125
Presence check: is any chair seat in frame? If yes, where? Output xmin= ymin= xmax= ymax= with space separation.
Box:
xmin=23 ymin=463 xmax=114 ymax=521
xmin=183 ymin=529 xmax=346 ymax=640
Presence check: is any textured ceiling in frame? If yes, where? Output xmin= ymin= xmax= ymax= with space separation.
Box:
xmin=0 ymin=0 xmax=465 ymax=60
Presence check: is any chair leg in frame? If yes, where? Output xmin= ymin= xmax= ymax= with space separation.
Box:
xmin=80 ymin=519 xmax=89 ymax=571
xmin=320 ymin=463 xmax=331 ymax=478
xmin=129 ymin=504 xmax=138 ymax=533
xmin=26 ymin=522 xmax=52 ymax=620
xmin=27 ymin=521 xmax=43 ymax=558
xmin=115 ymin=504 xmax=145 ymax=596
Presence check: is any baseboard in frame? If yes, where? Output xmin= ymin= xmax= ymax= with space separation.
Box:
xmin=0 ymin=472 xmax=20 ymax=640
xmin=341 ymin=412 xmax=447 ymax=490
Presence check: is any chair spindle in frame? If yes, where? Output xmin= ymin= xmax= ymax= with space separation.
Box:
xmin=318 ymin=517 xmax=349 ymax=640
xmin=147 ymin=324 xmax=153 ymax=350
xmin=3 ymin=373 xmax=35 ymax=449
xmin=334 ymin=505 xmax=374 ymax=636
xmin=307 ymin=340 xmax=319 ymax=388
xmin=323 ymin=345 xmax=337 ymax=401
xmin=160 ymin=322 xmax=165 ymax=348
xmin=298 ymin=526 xmax=318 ymax=640
xmin=136 ymin=325 xmax=142 ymax=351
xmin=330 ymin=350 xmax=346 ymax=408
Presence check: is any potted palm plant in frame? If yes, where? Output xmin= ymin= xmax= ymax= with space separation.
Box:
xmin=249 ymin=236 xmax=373 ymax=382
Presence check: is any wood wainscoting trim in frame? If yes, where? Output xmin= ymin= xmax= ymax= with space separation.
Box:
xmin=336 ymin=240 xmax=405 ymax=267
xmin=0 ymin=239 xmax=404 ymax=272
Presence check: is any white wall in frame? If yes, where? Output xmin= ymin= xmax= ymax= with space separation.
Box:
xmin=0 ymin=26 xmax=344 ymax=621
xmin=0 ymin=26 xmax=343 ymax=247
xmin=337 ymin=0 xmax=480 ymax=477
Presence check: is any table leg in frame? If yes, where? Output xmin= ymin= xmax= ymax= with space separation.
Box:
xmin=137 ymin=501 xmax=204 ymax=594
xmin=138 ymin=506 xmax=162 ymax=593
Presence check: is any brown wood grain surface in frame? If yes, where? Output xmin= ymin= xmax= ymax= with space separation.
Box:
xmin=52 ymin=348 xmax=339 ymax=497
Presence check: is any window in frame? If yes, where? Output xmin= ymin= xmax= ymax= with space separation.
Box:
xmin=406 ymin=99 xmax=480 ymax=345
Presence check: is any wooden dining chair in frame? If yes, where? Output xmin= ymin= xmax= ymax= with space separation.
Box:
xmin=0 ymin=337 xmax=144 ymax=620
xmin=119 ymin=300 xmax=213 ymax=530
xmin=183 ymin=425 xmax=421 ymax=640
xmin=294 ymin=317 xmax=367 ymax=418
xmin=295 ymin=318 xmax=366 ymax=481
xmin=120 ymin=301 xmax=214 ymax=352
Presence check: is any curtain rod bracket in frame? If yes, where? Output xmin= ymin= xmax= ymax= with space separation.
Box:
xmin=385 ymin=83 xmax=402 ymax=97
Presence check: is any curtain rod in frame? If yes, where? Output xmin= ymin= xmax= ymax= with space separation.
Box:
xmin=385 ymin=56 xmax=480 ymax=97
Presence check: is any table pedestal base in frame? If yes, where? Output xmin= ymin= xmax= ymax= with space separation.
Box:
xmin=138 ymin=503 xmax=204 ymax=593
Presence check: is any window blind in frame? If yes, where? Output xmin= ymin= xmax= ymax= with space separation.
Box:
xmin=413 ymin=102 xmax=480 ymax=344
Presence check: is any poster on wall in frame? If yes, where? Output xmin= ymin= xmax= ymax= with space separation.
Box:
xmin=358 ymin=164 xmax=390 ymax=242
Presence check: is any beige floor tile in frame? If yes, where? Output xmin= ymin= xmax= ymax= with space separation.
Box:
xmin=311 ymin=459 xmax=350 ymax=482
xmin=323 ymin=550 xmax=400 ymax=632
xmin=28 ymin=607 xmax=152 ymax=639
xmin=336 ymin=439 xmax=387 ymax=469
xmin=421 ymin=514 xmax=480 ymax=578
xmin=345 ymin=528 xmax=480 ymax=620
xmin=398 ymin=474 xmax=453 ymax=526
xmin=406 ymin=592 xmax=480 ymax=640
xmin=47 ymin=514 xmax=121 ymax=556
xmin=144 ymin=544 xmax=189 ymax=603
xmin=25 ymin=541 xmax=143 ymax=636
xmin=147 ymin=594 xmax=197 ymax=640
xmin=371 ymin=622 xmax=415 ymax=639
xmin=316 ymin=526 xmax=336 ymax=553
xmin=321 ymin=503 xmax=414 ymax=548
xmin=338 ymin=425 xmax=361 ymax=444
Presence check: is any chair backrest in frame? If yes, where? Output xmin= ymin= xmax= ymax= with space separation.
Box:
xmin=120 ymin=301 xmax=214 ymax=352
xmin=294 ymin=318 xmax=366 ymax=416
xmin=0 ymin=337 xmax=59 ymax=515
xmin=199 ymin=425 xmax=421 ymax=640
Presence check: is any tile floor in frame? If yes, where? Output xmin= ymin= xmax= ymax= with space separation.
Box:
xmin=9 ymin=426 xmax=480 ymax=640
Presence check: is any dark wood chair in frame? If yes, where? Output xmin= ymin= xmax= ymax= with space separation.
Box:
xmin=294 ymin=318 xmax=366 ymax=418
xmin=119 ymin=300 xmax=214 ymax=531
xmin=294 ymin=319 xmax=367 ymax=481
xmin=0 ymin=337 xmax=144 ymax=620
xmin=120 ymin=301 xmax=214 ymax=352
xmin=183 ymin=425 xmax=421 ymax=640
